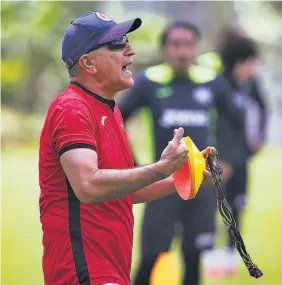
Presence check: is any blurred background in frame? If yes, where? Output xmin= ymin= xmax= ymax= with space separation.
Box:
xmin=2 ymin=1 xmax=282 ymax=285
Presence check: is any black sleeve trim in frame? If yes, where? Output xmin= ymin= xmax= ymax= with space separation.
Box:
xmin=59 ymin=143 xmax=97 ymax=156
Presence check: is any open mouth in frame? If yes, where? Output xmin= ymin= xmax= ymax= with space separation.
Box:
xmin=122 ymin=62 xmax=132 ymax=72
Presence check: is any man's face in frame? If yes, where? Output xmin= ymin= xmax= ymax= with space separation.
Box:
xmin=163 ymin=27 xmax=199 ymax=74
xmin=92 ymin=41 xmax=136 ymax=91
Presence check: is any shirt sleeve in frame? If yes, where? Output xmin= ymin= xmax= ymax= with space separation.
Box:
xmin=117 ymin=72 xmax=150 ymax=122
xmin=213 ymin=75 xmax=244 ymax=129
xmin=51 ymin=98 xmax=97 ymax=156
xmin=250 ymin=78 xmax=268 ymax=141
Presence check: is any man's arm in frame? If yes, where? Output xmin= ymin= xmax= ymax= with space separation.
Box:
xmin=60 ymin=128 xmax=188 ymax=204
xmin=61 ymin=149 xmax=166 ymax=204
xmin=132 ymin=176 xmax=175 ymax=204
xmin=131 ymin=147 xmax=215 ymax=204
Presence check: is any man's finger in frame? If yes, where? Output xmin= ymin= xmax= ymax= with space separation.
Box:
xmin=210 ymin=147 xmax=216 ymax=155
xmin=201 ymin=146 xmax=211 ymax=157
xmin=203 ymin=169 xmax=212 ymax=177
xmin=203 ymin=169 xmax=213 ymax=186
xmin=201 ymin=146 xmax=217 ymax=157
xmin=171 ymin=127 xmax=184 ymax=144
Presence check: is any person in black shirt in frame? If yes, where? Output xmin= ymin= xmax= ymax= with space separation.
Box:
xmin=118 ymin=21 xmax=243 ymax=285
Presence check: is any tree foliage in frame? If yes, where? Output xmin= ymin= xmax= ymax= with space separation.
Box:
xmin=2 ymin=1 xmax=281 ymax=113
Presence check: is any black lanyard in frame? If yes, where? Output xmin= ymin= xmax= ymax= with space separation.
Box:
xmin=206 ymin=152 xmax=263 ymax=278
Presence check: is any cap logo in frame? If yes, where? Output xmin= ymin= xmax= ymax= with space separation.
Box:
xmin=96 ymin=12 xmax=112 ymax=21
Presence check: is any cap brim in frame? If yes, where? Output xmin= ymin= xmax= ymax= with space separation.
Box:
xmin=98 ymin=18 xmax=142 ymax=44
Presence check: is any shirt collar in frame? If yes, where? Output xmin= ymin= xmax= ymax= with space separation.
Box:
xmin=70 ymin=81 xmax=116 ymax=111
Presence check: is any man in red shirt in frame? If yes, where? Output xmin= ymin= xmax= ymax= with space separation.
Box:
xmin=39 ymin=11 xmax=214 ymax=285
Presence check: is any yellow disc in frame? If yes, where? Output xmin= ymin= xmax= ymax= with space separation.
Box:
xmin=185 ymin=137 xmax=206 ymax=198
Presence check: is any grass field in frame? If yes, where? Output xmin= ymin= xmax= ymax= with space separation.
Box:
xmin=2 ymin=144 xmax=282 ymax=285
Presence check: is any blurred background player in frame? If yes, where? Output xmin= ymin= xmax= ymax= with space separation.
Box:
xmin=118 ymin=21 xmax=244 ymax=285
xmin=198 ymin=26 xmax=268 ymax=278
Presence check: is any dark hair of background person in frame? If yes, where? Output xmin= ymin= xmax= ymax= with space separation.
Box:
xmin=217 ymin=26 xmax=259 ymax=71
xmin=160 ymin=20 xmax=201 ymax=47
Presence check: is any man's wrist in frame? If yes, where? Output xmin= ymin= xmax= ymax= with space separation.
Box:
xmin=153 ymin=160 xmax=170 ymax=180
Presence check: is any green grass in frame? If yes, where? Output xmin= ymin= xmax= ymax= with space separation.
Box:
xmin=2 ymin=147 xmax=44 ymax=285
xmin=2 ymin=144 xmax=282 ymax=285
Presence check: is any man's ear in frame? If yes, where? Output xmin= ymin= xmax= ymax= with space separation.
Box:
xmin=78 ymin=54 xmax=97 ymax=74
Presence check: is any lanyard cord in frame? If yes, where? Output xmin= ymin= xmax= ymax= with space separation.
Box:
xmin=206 ymin=152 xmax=263 ymax=278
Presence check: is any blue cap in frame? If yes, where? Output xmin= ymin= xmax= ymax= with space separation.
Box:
xmin=62 ymin=11 xmax=142 ymax=69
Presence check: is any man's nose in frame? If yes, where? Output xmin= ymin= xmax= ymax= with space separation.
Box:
xmin=125 ymin=43 xmax=136 ymax=56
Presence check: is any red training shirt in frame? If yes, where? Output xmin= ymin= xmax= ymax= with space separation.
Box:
xmin=39 ymin=82 xmax=135 ymax=285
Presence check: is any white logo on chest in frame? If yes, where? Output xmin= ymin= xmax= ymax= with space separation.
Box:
xmin=101 ymin=116 xmax=107 ymax=126
xmin=192 ymin=87 xmax=213 ymax=105
xmin=159 ymin=109 xmax=209 ymax=128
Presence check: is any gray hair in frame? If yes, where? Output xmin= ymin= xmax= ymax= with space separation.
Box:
xmin=68 ymin=62 xmax=81 ymax=77
xmin=68 ymin=50 xmax=98 ymax=77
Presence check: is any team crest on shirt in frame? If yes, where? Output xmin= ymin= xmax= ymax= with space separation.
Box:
xmin=192 ymin=87 xmax=213 ymax=105
xmin=156 ymin=86 xmax=173 ymax=99
xmin=96 ymin=12 xmax=113 ymax=21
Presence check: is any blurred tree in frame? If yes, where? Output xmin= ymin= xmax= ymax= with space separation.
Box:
xmin=1 ymin=1 xmax=104 ymax=112
xmin=2 ymin=0 xmax=281 ymax=117
xmin=2 ymin=1 xmax=171 ymax=112
xmin=123 ymin=1 xmax=235 ymax=50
